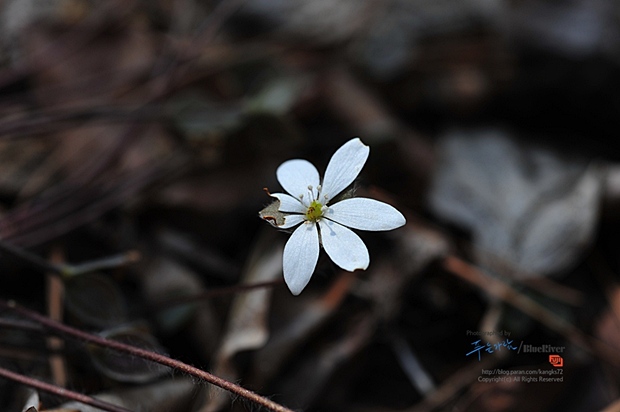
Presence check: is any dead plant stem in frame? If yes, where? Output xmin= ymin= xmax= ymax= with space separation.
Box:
xmin=0 ymin=300 xmax=294 ymax=412
xmin=0 ymin=366 xmax=132 ymax=412
xmin=443 ymin=255 xmax=620 ymax=367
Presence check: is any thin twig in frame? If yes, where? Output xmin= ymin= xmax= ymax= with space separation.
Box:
xmin=64 ymin=251 xmax=141 ymax=277
xmin=0 ymin=366 xmax=132 ymax=412
xmin=0 ymin=239 xmax=139 ymax=278
xmin=0 ymin=318 xmax=42 ymax=332
xmin=0 ymin=300 xmax=295 ymax=412
xmin=443 ymin=255 xmax=620 ymax=367
xmin=154 ymin=279 xmax=284 ymax=312
xmin=47 ymin=247 xmax=67 ymax=387
xmin=406 ymin=355 xmax=500 ymax=412
xmin=0 ymin=239 xmax=62 ymax=274
xmin=7 ymin=154 xmax=184 ymax=248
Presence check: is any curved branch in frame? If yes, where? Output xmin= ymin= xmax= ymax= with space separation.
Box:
xmin=0 ymin=299 xmax=294 ymax=412
xmin=0 ymin=366 xmax=132 ymax=412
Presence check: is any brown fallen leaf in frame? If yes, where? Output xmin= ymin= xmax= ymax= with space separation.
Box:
xmin=200 ymin=229 xmax=284 ymax=412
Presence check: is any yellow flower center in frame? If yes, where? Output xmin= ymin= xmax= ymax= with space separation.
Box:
xmin=305 ymin=200 xmax=324 ymax=222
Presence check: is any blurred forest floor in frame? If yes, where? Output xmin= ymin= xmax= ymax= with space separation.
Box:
xmin=1 ymin=0 xmax=620 ymax=411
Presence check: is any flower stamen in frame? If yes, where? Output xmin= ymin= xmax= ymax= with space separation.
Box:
xmin=305 ymin=199 xmax=324 ymax=222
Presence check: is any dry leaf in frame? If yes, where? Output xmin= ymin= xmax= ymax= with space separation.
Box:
xmin=200 ymin=230 xmax=283 ymax=412
xmin=430 ymin=129 xmax=603 ymax=277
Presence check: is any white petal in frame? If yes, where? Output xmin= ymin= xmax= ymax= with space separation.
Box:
xmin=283 ymin=222 xmax=320 ymax=295
xmin=279 ymin=214 xmax=305 ymax=229
xmin=321 ymin=138 xmax=369 ymax=200
xmin=318 ymin=219 xmax=369 ymax=271
xmin=325 ymin=198 xmax=406 ymax=231
xmin=277 ymin=159 xmax=320 ymax=204
xmin=269 ymin=193 xmax=306 ymax=213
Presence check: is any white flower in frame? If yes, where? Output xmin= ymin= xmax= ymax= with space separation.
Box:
xmin=261 ymin=138 xmax=406 ymax=295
